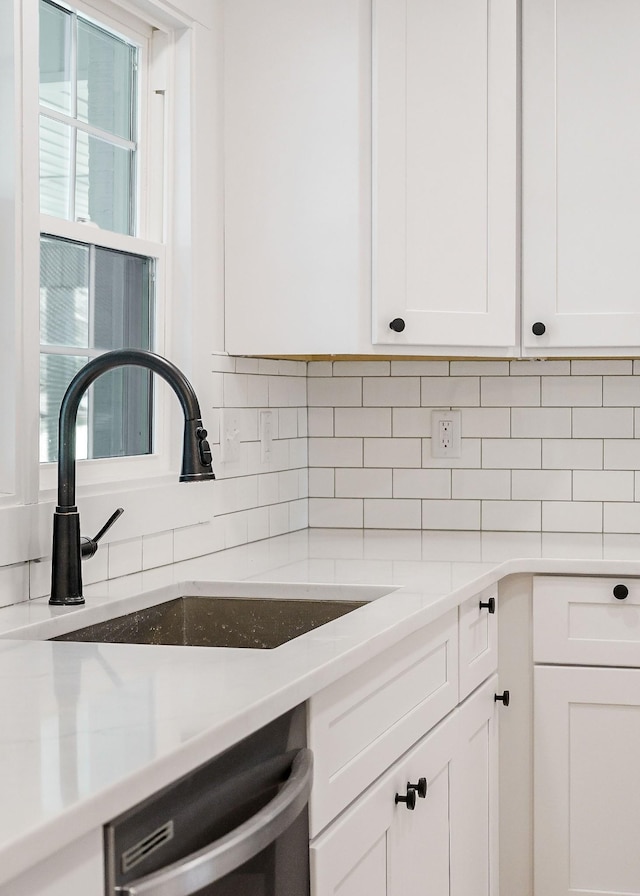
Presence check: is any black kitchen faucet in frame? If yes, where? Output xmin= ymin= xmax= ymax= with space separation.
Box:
xmin=49 ymin=349 xmax=215 ymax=606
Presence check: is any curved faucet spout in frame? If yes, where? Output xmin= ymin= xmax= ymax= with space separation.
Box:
xmin=50 ymin=349 xmax=215 ymax=606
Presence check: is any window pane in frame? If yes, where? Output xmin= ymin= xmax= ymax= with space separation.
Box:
xmin=76 ymin=132 xmax=133 ymax=233
xmin=40 ymin=117 xmax=73 ymax=218
xmin=91 ymin=368 xmax=152 ymax=459
xmin=40 ymin=237 xmax=89 ymax=347
xmin=40 ymin=354 xmax=88 ymax=463
xmin=93 ymin=247 xmax=151 ymax=350
xmin=39 ymin=0 xmax=72 ymax=115
xmin=77 ymin=19 xmax=136 ymax=141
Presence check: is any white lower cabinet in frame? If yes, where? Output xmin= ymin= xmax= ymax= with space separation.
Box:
xmin=534 ymin=665 xmax=640 ymax=896
xmin=533 ymin=575 xmax=640 ymax=896
xmin=0 ymin=829 xmax=103 ymax=896
xmin=310 ymin=675 xmax=499 ymax=896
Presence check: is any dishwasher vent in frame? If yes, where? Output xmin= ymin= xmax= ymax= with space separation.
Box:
xmin=121 ymin=820 xmax=174 ymax=874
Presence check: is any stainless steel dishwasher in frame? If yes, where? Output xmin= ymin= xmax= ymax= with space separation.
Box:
xmin=105 ymin=707 xmax=312 ymax=896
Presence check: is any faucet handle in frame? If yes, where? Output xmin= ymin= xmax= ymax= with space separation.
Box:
xmin=81 ymin=507 xmax=125 ymax=559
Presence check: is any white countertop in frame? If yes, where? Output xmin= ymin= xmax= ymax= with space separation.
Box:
xmin=1 ymin=527 xmax=640 ymax=885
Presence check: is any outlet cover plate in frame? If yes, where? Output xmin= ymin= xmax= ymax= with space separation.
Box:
xmin=431 ymin=409 xmax=461 ymax=458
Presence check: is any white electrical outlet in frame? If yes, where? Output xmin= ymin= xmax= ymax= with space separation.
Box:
xmin=221 ymin=410 xmax=242 ymax=463
xmin=431 ymin=409 xmax=461 ymax=458
xmin=259 ymin=410 xmax=273 ymax=463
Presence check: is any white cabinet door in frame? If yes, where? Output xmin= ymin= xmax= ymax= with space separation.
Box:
xmin=372 ymin=0 xmax=517 ymax=350
xmin=534 ymin=665 xmax=640 ymax=896
xmin=523 ymin=0 xmax=640 ymax=353
xmin=311 ymin=708 xmax=459 ymax=896
xmin=224 ymin=0 xmax=370 ymax=356
xmin=451 ymin=676 xmax=500 ymax=896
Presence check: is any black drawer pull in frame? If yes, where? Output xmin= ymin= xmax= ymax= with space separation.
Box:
xmin=532 ymin=321 xmax=546 ymax=336
xmin=613 ymin=584 xmax=629 ymax=600
xmin=389 ymin=318 xmax=406 ymax=332
xmin=495 ymin=691 xmax=510 ymax=707
xmin=395 ymin=786 xmax=417 ymax=810
xmin=479 ymin=597 xmax=496 ymax=614
xmin=407 ymin=778 xmax=427 ymax=799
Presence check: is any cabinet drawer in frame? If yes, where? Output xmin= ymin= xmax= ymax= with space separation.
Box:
xmin=307 ymin=608 xmax=458 ymax=837
xmin=458 ymin=585 xmax=498 ymax=700
xmin=533 ymin=575 xmax=640 ymax=666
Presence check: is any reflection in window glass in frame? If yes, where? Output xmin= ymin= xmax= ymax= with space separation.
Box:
xmin=39 ymin=236 xmax=154 ymax=463
xmin=77 ymin=19 xmax=135 ymax=141
xmin=39 ymin=117 xmax=73 ymax=219
xmin=75 ymin=134 xmax=133 ymax=233
xmin=39 ymin=0 xmax=72 ymax=114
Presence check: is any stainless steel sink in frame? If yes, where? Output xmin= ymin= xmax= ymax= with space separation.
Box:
xmin=51 ymin=595 xmax=366 ymax=649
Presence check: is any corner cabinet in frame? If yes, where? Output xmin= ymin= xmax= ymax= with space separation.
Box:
xmin=224 ymin=0 xmax=518 ymax=357
xmin=532 ymin=576 xmax=640 ymax=896
xmin=372 ymin=0 xmax=517 ymax=352
xmin=522 ymin=0 xmax=640 ymax=355
xmin=308 ymin=588 xmax=501 ymax=896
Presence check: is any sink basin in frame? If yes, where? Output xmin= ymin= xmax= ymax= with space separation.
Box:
xmin=51 ymin=595 xmax=367 ymax=649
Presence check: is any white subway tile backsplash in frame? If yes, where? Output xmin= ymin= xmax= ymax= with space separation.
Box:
xmin=482 ymin=500 xmax=541 ymax=532
xmin=603 ymin=375 xmax=640 ymax=407
xmin=308 ymin=377 xmax=362 ymax=407
xmin=108 ymin=537 xmax=143 ymax=579
xmin=309 ymin=498 xmax=363 ymax=528
xmin=542 ymin=501 xmax=602 ymax=533
xmin=308 ymin=407 xmax=334 ymax=437
xmin=452 ymin=470 xmax=511 ymax=500
xmin=364 ymin=499 xmax=421 ymax=529
xmin=391 ymin=360 xmax=449 ymax=376
xmin=335 ymin=407 xmax=392 ymax=437
xmin=511 ymin=407 xmax=571 ymax=439
xmin=604 ymin=439 xmax=640 ymax=470
xmin=363 ymin=377 xmax=420 ymax=407
xmin=364 ymin=438 xmax=422 ymax=468
xmin=542 ymin=438 xmax=603 ymax=470
xmin=461 ymin=408 xmax=511 ymax=438
xmin=393 ymin=468 xmax=451 ymax=499
xmin=309 ymin=468 xmax=334 ymax=497
xmin=279 ymin=469 xmax=302 ymax=502
xmin=235 ymin=357 xmax=261 ymax=374
xmin=0 ymin=562 xmax=29 ymax=607
xmin=248 ymin=506 xmax=270 ymax=542
xmin=572 ymin=407 xmax=633 ymax=438
xmin=308 ymin=361 xmax=333 ymax=377
xmin=482 ymin=439 xmax=541 ymax=469
xmin=510 ymin=360 xmax=571 ymax=376
xmin=421 ymin=376 xmax=480 ymax=407
xmin=269 ymin=502 xmax=290 ymax=537
xmin=289 ymin=499 xmax=309 ymax=531
xmin=247 ymin=374 xmax=270 ymax=407
xmin=393 ymin=408 xmax=433 ymax=437
xmin=603 ymin=502 xmax=640 ymax=533
xmin=512 ymin=470 xmax=572 ymax=501
xmin=422 ymin=438 xmax=482 ymax=468
xmin=257 ymin=358 xmax=280 ymax=375
xmin=334 ymin=361 xmax=390 ymax=377
xmin=481 ymin=376 xmax=540 ymax=407
xmin=279 ymin=408 xmax=299 ymax=440
xmin=573 ymin=470 xmax=634 ymax=502
xmin=450 ymin=361 xmax=510 ymax=376
xmin=542 ymin=376 xmax=602 ymax=407
xmin=309 ymin=437 xmax=362 ymax=467
xmin=572 ymin=360 xmax=632 ymax=375
xmin=142 ymin=531 xmax=174 ymax=571
xmin=422 ymin=499 xmax=481 ymax=530
xmin=335 ymin=468 xmax=393 ymax=498
xmin=224 ymin=372 xmax=249 ymax=406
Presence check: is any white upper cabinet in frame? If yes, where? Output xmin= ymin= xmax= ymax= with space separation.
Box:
xmin=224 ymin=0 xmax=371 ymax=356
xmin=224 ymin=0 xmax=518 ymax=357
xmin=373 ymin=0 xmax=518 ymax=352
xmin=523 ymin=0 xmax=640 ymax=354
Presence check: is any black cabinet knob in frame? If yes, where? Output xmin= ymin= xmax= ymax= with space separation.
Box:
xmin=395 ymin=787 xmax=417 ymax=810
xmin=495 ymin=690 xmax=510 ymax=707
xmin=613 ymin=584 xmax=629 ymax=600
xmin=532 ymin=321 xmax=546 ymax=336
xmin=407 ymin=778 xmax=427 ymax=799
xmin=389 ymin=318 xmax=406 ymax=333
xmin=479 ymin=597 xmax=496 ymax=614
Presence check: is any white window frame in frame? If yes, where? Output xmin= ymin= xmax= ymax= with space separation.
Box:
xmin=36 ymin=0 xmax=175 ymax=496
